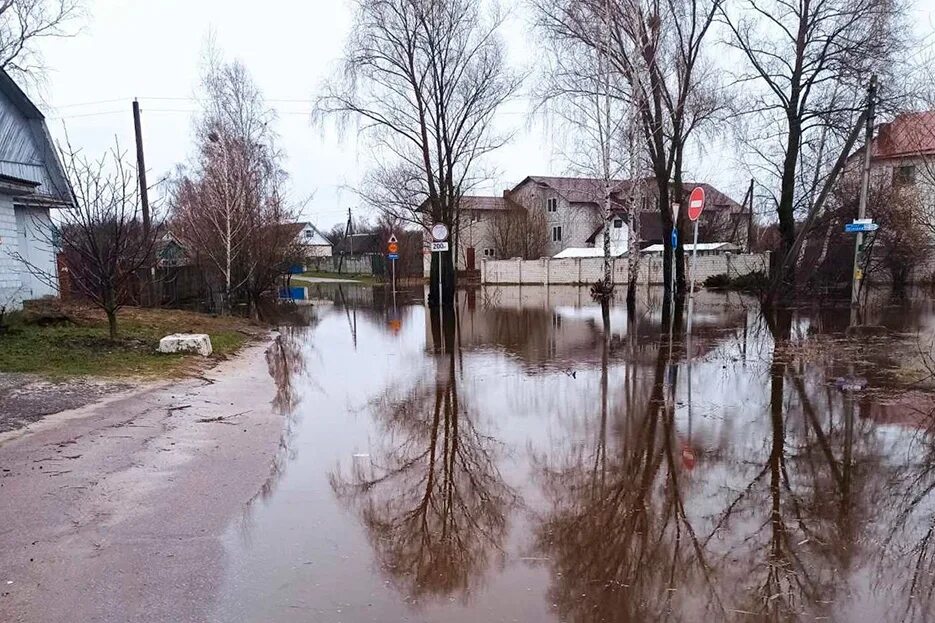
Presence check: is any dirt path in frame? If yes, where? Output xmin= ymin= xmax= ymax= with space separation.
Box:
xmin=0 ymin=339 xmax=284 ymax=623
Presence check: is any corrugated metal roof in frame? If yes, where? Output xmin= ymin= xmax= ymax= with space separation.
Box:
xmin=0 ymin=69 xmax=73 ymax=206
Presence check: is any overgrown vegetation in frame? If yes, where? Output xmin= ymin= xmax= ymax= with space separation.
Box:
xmin=704 ymin=271 xmax=769 ymax=292
xmin=0 ymin=305 xmax=257 ymax=378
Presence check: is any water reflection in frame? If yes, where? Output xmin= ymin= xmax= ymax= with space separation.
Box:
xmin=215 ymin=285 xmax=935 ymax=623
xmin=330 ymin=310 xmax=517 ymax=605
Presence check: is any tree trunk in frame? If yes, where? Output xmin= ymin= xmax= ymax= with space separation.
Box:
xmin=657 ymin=177 xmax=674 ymax=300
xmin=777 ymin=115 xmax=802 ymax=278
xmin=672 ymin=158 xmax=687 ymax=295
xmin=106 ymin=309 xmax=118 ymax=340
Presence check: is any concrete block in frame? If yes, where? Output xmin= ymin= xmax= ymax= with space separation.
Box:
xmin=158 ymin=333 xmax=213 ymax=357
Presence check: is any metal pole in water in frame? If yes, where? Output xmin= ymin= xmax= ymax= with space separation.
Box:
xmin=686 ymin=219 xmax=699 ymax=337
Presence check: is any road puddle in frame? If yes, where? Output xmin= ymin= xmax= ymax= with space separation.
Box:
xmin=213 ymin=285 xmax=935 ymax=622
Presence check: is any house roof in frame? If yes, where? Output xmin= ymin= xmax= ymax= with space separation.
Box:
xmin=461 ymin=195 xmax=523 ymax=212
xmin=0 ymin=68 xmax=74 ymax=207
xmin=0 ymin=70 xmax=43 ymax=120
xmin=869 ymin=111 xmax=935 ymax=160
xmin=642 ymin=242 xmax=740 ymax=253
xmin=554 ymin=246 xmax=628 ymax=259
xmin=518 ymin=176 xmax=624 ymax=205
xmin=513 ymin=176 xmax=743 ymax=213
xmin=276 ymin=222 xmax=331 ymax=246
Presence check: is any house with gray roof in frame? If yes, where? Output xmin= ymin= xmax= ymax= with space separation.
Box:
xmin=422 ymin=175 xmax=747 ymax=276
xmin=0 ymin=69 xmax=74 ymax=310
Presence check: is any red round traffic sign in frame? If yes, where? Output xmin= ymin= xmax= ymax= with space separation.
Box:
xmin=387 ymin=242 xmax=399 ymax=254
xmin=688 ymin=187 xmax=706 ymax=222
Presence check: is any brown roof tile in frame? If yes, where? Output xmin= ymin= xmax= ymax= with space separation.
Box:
xmin=871 ymin=111 xmax=935 ymax=160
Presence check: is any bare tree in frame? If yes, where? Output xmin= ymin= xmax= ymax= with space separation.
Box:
xmin=316 ymin=0 xmax=521 ymax=307
xmin=0 ymin=0 xmax=85 ymax=85
xmin=721 ymin=0 xmax=905 ymax=291
xmin=171 ymin=47 xmax=297 ymax=315
xmin=22 ymin=141 xmax=155 ymax=338
xmin=536 ymin=0 xmax=724 ymax=299
xmin=488 ymin=208 xmax=549 ymax=260
xmin=536 ymin=21 xmax=633 ymax=296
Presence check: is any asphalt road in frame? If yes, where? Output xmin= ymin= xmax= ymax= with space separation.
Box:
xmin=0 ymin=340 xmax=283 ymax=623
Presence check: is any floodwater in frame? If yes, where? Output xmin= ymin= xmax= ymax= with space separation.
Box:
xmin=212 ymin=284 xmax=935 ymax=622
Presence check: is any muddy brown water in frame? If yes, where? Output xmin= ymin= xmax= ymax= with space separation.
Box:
xmin=212 ymin=285 xmax=935 ymax=622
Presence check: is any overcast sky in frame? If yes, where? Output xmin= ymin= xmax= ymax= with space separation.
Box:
xmin=32 ymin=0 xmax=935 ymax=233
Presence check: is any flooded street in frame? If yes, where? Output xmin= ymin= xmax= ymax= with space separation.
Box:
xmin=214 ymin=284 xmax=935 ymax=622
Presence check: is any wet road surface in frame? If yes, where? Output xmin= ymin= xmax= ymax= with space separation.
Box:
xmin=0 ymin=341 xmax=283 ymax=623
xmin=210 ymin=285 xmax=935 ymax=623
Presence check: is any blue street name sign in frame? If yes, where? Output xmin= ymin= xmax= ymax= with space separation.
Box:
xmin=388 ymin=253 xmax=400 ymax=260
xmin=844 ymin=222 xmax=879 ymax=233
xmin=670 ymin=228 xmax=678 ymax=249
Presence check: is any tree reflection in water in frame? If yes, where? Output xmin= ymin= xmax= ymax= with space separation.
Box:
xmin=533 ymin=303 xmax=721 ymax=622
xmin=330 ymin=309 xmax=517 ymax=605
xmin=532 ymin=303 xmax=905 ymax=622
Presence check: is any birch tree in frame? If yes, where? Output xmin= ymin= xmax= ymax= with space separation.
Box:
xmin=536 ymin=0 xmax=724 ymax=298
xmin=315 ymin=0 xmax=521 ymax=307
xmin=171 ymin=51 xmax=296 ymax=314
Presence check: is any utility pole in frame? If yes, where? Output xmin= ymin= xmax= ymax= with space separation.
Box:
xmin=132 ymin=99 xmax=153 ymax=306
xmin=746 ymin=178 xmax=755 ymax=252
xmin=851 ymin=76 xmax=877 ymax=312
xmin=339 ymin=207 xmax=353 ymax=274
xmin=132 ymin=100 xmax=151 ymax=235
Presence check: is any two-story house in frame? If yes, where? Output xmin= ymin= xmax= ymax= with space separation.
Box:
xmin=423 ymin=175 xmax=746 ymax=274
xmin=0 ymin=69 xmax=75 ymax=311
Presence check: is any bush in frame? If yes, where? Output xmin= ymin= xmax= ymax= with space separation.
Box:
xmin=704 ymin=271 xmax=768 ymax=292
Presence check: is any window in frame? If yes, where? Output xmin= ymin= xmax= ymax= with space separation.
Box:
xmin=894 ymin=165 xmax=916 ymax=186
xmin=613 ymin=218 xmax=624 ymax=229
xmin=552 ymin=226 xmax=563 ymax=242
xmin=304 ymin=229 xmax=313 ymax=239
xmin=483 ymin=248 xmax=495 ymax=258
xmin=547 ymin=197 xmax=558 ymax=213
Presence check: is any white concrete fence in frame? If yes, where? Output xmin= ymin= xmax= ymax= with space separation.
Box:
xmin=480 ymin=252 xmax=770 ymax=285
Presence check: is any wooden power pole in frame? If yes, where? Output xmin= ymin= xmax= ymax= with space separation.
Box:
xmin=132 ymin=99 xmax=151 ymax=234
xmin=133 ymin=99 xmax=154 ymax=306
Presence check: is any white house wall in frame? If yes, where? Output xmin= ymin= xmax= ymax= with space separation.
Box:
xmin=510 ymin=181 xmax=602 ymax=255
xmin=15 ymin=205 xmax=56 ymax=299
xmin=0 ymin=197 xmax=56 ymax=310
xmin=0 ymin=194 xmax=20 ymax=308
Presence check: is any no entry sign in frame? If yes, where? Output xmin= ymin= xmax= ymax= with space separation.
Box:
xmin=688 ymin=187 xmax=706 ymax=222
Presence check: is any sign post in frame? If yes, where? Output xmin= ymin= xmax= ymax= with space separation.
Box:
xmin=845 ymin=218 xmax=879 ymax=321
xmin=387 ymin=233 xmax=399 ymax=305
xmin=685 ymin=186 xmax=706 ymax=338
xmin=670 ymin=203 xmax=680 ymax=312
xmin=431 ymin=222 xmax=450 ymax=350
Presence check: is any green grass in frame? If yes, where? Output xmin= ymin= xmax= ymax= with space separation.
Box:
xmin=0 ymin=307 xmax=255 ymax=379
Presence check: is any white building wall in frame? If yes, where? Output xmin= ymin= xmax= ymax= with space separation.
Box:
xmin=0 ymin=197 xmax=57 ymax=310
xmin=0 ymin=194 xmax=23 ymax=308
xmin=17 ymin=205 xmax=56 ymax=298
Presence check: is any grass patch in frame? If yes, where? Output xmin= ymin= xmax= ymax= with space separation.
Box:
xmin=0 ymin=305 xmax=261 ymax=379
